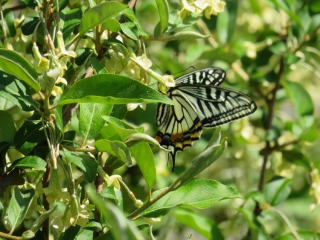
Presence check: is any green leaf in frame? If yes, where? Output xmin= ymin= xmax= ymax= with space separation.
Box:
xmin=263 ymin=177 xmax=291 ymax=206
xmin=284 ymin=80 xmax=313 ymax=118
xmin=58 ymin=74 xmax=172 ymax=106
xmin=120 ymin=22 xmax=138 ymax=40
xmin=14 ymin=121 xmax=46 ymax=155
xmin=101 ymin=187 xmax=123 ymax=210
xmin=29 ymin=206 xmax=56 ymax=233
xmin=282 ymin=150 xmax=310 ymax=170
xmin=79 ymin=103 xmax=113 ymax=140
xmin=21 ymin=17 xmax=40 ymax=36
xmin=299 ymin=120 xmax=319 ymax=142
xmin=269 ymin=0 xmax=302 ymax=27
xmin=155 ymin=0 xmax=169 ymax=34
xmin=95 ymin=139 xmax=132 ymax=165
xmin=79 ymin=1 xmax=127 ymax=35
xmin=180 ymin=130 xmax=225 ymax=184
xmin=4 ymin=187 xmax=35 ymax=231
xmin=174 ymin=208 xmax=223 ymax=240
xmin=0 ymin=71 xmax=39 ymax=111
xmin=0 ymin=9 xmax=16 ymax=38
xmin=125 ymin=132 xmax=161 ymax=148
xmin=130 ymin=142 xmax=156 ymax=190
xmin=0 ymin=49 xmax=40 ymax=92
xmin=100 ymin=121 xmax=138 ymax=141
xmin=12 ymin=156 xmax=46 ymax=171
xmin=61 ymin=149 xmax=98 ymax=182
xmin=142 ymin=179 xmax=241 ymax=217
xmin=0 ymin=110 xmax=16 ymax=143
xmin=61 ymin=8 xmax=82 ymax=39
xmin=276 ymin=230 xmax=320 ymax=240
xmin=86 ymin=185 xmax=144 ymax=240
xmin=102 ymin=18 xmax=121 ymax=33
xmin=160 ymin=31 xmax=209 ymax=41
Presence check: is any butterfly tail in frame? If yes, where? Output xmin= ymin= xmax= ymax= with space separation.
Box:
xmin=168 ymin=151 xmax=177 ymax=172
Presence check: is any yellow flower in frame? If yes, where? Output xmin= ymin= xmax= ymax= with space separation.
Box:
xmin=32 ymin=43 xmax=49 ymax=73
xmin=56 ymin=31 xmax=76 ymax=58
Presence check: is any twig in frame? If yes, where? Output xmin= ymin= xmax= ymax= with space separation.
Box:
xmin=258 ymin=56 xmax=284 ymax=192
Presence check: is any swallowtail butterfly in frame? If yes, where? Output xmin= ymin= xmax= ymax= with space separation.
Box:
xmin=155 ymin=67 xmax=257 ymax=171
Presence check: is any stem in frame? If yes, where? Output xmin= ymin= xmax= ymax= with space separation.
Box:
xmin=127 ymin=176 xmax=182 ymax=220
xmin=42 ymin=162 xmax=51 ymax=239
xmin=268 ymin=207 xmax=303 ymax=240
xmin=0 ymin=232 xmax=22 ymax=240
xmin=258 ymin=56 xmax=284 ymax=192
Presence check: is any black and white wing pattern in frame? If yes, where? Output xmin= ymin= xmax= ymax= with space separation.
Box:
xmin=155 ymin=67 xmax=257 ymax=171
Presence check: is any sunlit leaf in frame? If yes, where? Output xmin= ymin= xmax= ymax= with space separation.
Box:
xmin=0 ymin=49 xmax=40 ymax=92
xmin=79 ymin=2 xmax=127 ymax=35
xmin=58 ymin=74 xmax=172 ymax=106
xmin=142 ymin=179 xmax=241 ymax=217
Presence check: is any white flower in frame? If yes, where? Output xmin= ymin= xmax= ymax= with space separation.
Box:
xmin=178 ymin=0 xmax=226 ymax=19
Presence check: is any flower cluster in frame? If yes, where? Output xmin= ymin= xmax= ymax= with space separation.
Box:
xmin=178 ymin=0 xmax=226 ymax=19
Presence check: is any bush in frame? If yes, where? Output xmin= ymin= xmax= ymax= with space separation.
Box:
xmin=0 ymin=0 xmax=319 ymax=239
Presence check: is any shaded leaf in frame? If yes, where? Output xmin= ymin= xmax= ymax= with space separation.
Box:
xmin=0 ymin=71 xmax=39 ymax=111
xmin=61 ymin=149 xmax=98 ymax=182
xmin=5 ymin=187 xmax=35 ymax=231
xmin=284 ymin=80 xmax=313 ymax=118
xmin=86 ymin=185 xmax=144 ymax=240
xmin=14 ymin=121 xmax=46 ymax=155
xmin=263 ymin=177 xmax=291 ymax=206
xmin=174 ymin=208 xmax=224 ymax=240
xmin=95 ymin=139 xmax=132 ymax=166
xmin=12 ymin=156 xmax=46 ymax=171
xmin=0 ymin=110 xmax=16 ymax=143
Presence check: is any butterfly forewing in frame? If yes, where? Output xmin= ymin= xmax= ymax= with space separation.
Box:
xmin=156 ymin=67 xmax=256 ymax=171
xmin=174 ymin=67 xmax=226 ymax=86
xmin=176 ymin=85 xmax=257 ymax=127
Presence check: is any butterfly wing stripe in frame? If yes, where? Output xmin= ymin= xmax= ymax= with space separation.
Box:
xmin=157 ymin=91 xmax=201 ymax=143
xmin=156 ymin=103 xmax=168 ymax=126
xmin=174 ymin=67 xmax=226 ymax=86
xmin=174 ymin=85 xmax=256 ymax=128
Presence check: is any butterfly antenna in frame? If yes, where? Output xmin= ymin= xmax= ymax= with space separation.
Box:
xmin=167 ymin=66 xmax=196 ymax=77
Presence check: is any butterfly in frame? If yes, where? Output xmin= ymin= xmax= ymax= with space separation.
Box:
xmin=155 ymin=67 xmax=257 ymax=171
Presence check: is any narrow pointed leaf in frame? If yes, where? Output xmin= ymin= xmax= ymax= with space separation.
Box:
xmin=155 ymin=0 xmax=169 ymax=34
xmin=142 ymin=179 xmax=241 ymax=217
xmin=5 ymin=187 xmax=35 ymax=231
xmin=0 ymin=49 xmax=40 ymax=92
xmin=86 ymin=185 xmax=144 ymax=240
xmin=79 ymin=2 xmax=127 ymax=35
xmin=79 ymin=103 xmax=113 ymax=140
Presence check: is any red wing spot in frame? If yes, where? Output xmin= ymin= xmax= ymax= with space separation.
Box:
xmin=155 ymin=135 xmax=162 ymax=143
xmin=170 ymin=133 xmax=183 ymax=142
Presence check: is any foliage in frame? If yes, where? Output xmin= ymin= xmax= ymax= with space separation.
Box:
xmin=0 ymin=0 xmax=319 ymax=239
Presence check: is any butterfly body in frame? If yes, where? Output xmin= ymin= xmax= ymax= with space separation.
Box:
xmin=156 ymin=67 xmax=257 ymax=171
